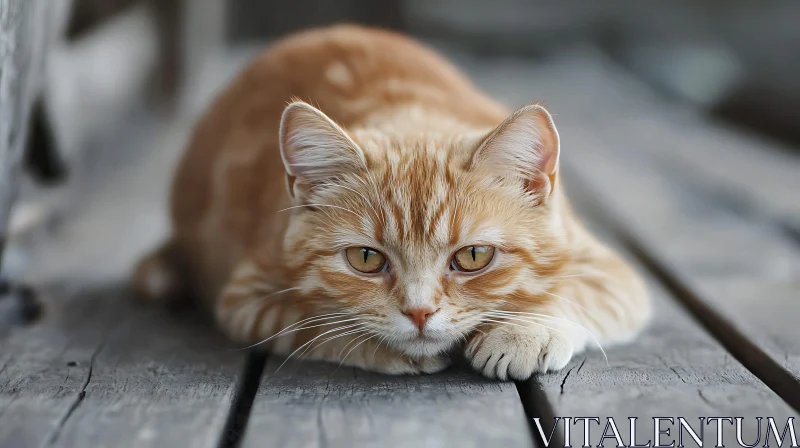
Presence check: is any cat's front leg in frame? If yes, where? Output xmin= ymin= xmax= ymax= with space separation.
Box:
xmin=465 ymin=315 xmax=585 ymax=380
xmin=465 ymin=241 xmax=650 ymax=380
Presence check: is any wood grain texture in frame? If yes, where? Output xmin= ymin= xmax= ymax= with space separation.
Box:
xmin=0 ymin=108 xmax=242 ymax=447
xmin=243 ymin=359 xmax=533 ymax=448
xmin=0 ymin=286 xmax=240 ymax=448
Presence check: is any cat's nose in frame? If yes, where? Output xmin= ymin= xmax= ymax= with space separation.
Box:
xmin=403 ymin=307 xmax=439 ymax=334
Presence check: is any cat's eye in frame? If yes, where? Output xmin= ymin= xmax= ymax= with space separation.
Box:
xmin=452 ymin=246 xmax=495 ymax=272
xmin=345 ymin=247 xmax=387 ymax=273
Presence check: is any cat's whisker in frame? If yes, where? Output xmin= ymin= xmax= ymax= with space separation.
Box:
xmin=485 ymin=312 xmax=577 ymax=336
xmin=277 ymin=317 xmax=365 ymax=341
xmin=541 ymin=291 xmax=595 ymax=316
xmin=489 ymin=309 xmax=586 ymax=328
xmin=480 ymin=317 xmax=552 ymax=332
xmin=479 ymin=316 xmax=601 ymax=360
xmin=234 ymin=314 xmax=358 ymax=351
xmin=317 ymin=182 xmax=385 ymax=226
xmin=300 ymin=326 xmax=370 ymax=360
xmin=278 ymin=203 xmax=364 ymax=219
xmin=259 ymin=286 xmax=302 ymax=300
xmin=338 ymin=333 xmax=379 ymax=369
xmin=332 ymin=331 xmax=372 ymax=361
xmin=547 ymin=273 xmax=588 ymax=279
xmin=539 ymin=291 xmax=609 ymax=340
xmin=275 ymin=323 xmax=367 ymax=372
xmin=278 ymin=313 xmax=356 ymax=332
xmin=337 ymin=329 xmax=374 ymax=358
xmin=371 ymin=334 xmax=389 ymax=359
xmin=485 ymin=311 xmax=609 ymax=364
xmin=237 ymin=316 xmax=357 ymax=351
xmin=498 ymin=299 xmax=608 ymax=353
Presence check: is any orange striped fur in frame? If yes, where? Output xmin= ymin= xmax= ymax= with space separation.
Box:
xmin=134 ymin=25 xmax=650 ymax=378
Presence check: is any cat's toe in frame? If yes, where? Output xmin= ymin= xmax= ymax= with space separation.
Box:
xmin=537 ymin=335 xmax=574 ymax=373
xmin=466 ymin=326 xmax=574 ymax=380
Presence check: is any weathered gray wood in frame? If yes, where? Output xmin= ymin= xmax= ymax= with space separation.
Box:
xmin=243 ymin=359 xmax=533 ymax=448
xmin=0 ymin=106 xmax=241 ymax=447
xmin=0 ymin=286 xmax=240 ymax=448
xmin=578 ymin=58 xmax=800 ymax=232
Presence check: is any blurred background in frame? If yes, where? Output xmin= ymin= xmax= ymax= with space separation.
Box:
xmin=49 ymin=0 xmax=800 ymax=149
xmin=2 ymin=0 xmax=800 ymax=304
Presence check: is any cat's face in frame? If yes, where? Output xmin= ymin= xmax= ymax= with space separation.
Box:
xmin=279 ymin=102 xmax=566 ymax=357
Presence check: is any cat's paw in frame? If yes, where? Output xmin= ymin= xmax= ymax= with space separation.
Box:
xmin=465 ymin=324 xmax=574 ymax=380
xmin=380 ymin=354 xmax=451 ymax=375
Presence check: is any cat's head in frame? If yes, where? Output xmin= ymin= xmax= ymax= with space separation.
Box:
xmin=278 ymin=101 xmax=569 ymax=358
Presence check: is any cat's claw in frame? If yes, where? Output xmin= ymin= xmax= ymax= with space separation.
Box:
xmin=465 ymin=325 xmax=574 ymax=380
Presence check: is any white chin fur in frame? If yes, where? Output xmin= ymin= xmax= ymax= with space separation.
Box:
xmin=395 ymin=338 xmax=455 ymax=358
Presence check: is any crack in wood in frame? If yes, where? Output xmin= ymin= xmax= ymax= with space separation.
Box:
xmin=43 ymin=329 xmax=111 ymax=447
xmin=558 ymin=358 xmax=587 ymax=398
xmin=696 ymin=389 xmax=714 ymax=409
xmin=575 ymin=357 xmax=587 ymax=376
xmin=558 ymin=366 xmax=575 ymax=395
xmin=654 ymin=354 xmax=688 ymax=385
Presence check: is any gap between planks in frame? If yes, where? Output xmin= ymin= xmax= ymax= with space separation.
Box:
xmin=560 ymin=163 xmax=800 ymax=414
xmin=516 ymin=378 xmax=565 ymax=448
xmin=218 ymin=352 xmax=268 ymax=448
xmin=218 ymin=353 xmax=551 ymax=448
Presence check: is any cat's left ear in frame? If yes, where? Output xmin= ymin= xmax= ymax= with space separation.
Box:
xmin=470 ymin=104 xmax=560 ymax=199
xmin=279 ymin=101 xmax=367 ymax=200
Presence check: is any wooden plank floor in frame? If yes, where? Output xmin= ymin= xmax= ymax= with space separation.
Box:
xmin=2 ymin=46 xmax=799 ymax=448
xmin=242 ymin=361 xmax=532 ymax=447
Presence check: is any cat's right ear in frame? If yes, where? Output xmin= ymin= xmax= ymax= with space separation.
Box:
xmin=279 ymin=101 xmax=367 ymax=200
xmin=470 ymin=103 xmax=560 ymax=201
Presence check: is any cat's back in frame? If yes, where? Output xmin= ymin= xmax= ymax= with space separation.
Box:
xmin=168 ymin=25 xmax=505 ymax=297
xmin=244 ymin=24 xmax=504 ymax=126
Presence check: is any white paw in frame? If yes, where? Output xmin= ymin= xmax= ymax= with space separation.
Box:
xmin=465 ymin=324 xmax=575 ymax=380
xmin=381 ymin=355 xmax=451 ymax=375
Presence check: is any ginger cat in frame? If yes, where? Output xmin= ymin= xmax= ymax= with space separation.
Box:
xmin=134 ymin=25 xmax=650 ymax=379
